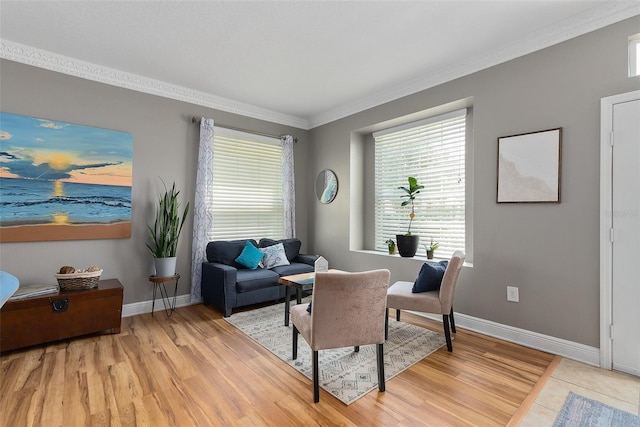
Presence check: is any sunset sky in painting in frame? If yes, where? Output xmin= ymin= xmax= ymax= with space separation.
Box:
xmin=0 ymin=113 xmax=132 ymax=186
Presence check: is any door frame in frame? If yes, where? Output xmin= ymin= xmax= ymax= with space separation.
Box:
xmin=599 ymin=90 xmax=640 ymax=370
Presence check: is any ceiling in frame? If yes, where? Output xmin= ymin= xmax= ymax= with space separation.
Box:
xmin=1 ymin=1 xmax=639 ymax=129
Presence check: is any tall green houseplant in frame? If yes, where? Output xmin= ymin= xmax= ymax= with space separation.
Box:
xmin=147 ymin=180 xmax=190 ymax=276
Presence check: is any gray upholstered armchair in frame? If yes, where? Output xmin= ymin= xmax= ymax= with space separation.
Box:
xmin=290 ymin=269 xmax=391 ymax=403
xmin=386 ymin=251 xmax=465 ymax=352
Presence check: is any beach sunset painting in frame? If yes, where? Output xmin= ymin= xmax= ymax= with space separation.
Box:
xmin=0 ymin=113 xmax=133 ymax=242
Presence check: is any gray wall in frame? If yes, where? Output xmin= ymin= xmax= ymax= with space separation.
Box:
xmin=0 ymin=61 xmax=310 ymax=305
xmin=307 ymin=16 xmax=640 ymax=347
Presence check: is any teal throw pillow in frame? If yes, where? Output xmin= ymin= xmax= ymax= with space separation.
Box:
xmin=234 ymin=241 xmax=264 ymax=270
xmin=412 ymin=261 xmax=449 ymax=293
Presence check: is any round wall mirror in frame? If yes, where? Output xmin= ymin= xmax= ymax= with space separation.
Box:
xmin=315 ymin=169 xmax=338 ymax=204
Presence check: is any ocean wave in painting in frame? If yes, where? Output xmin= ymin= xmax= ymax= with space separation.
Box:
xmin=0 ymin=178 xmax=131 ymax=226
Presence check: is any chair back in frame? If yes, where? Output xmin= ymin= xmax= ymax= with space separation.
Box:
xmin=309 ymin=269 xmax=390 ymax=351
xmin=438 ymin=251 xmax=465 ymax=313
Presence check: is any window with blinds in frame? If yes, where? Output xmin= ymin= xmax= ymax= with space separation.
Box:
xmin=373 ymin=108 xmax=466 ymax=258
xmin=211 ymin=128 xmax=284 ymax=241
xmin=629 ymin=33 xmax=640 ymax=77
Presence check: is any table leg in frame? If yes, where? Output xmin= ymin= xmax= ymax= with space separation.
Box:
xmin=284 ymin=286 xmax=291 ymax=326
xmin=151 ymin=283 xmax=157 ymax=316
xmin=158 ymin=279 xmax=178 ymax=317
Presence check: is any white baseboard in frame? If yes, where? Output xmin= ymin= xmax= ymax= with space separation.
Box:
xmin=122 ymin=294 xmax=192 ymax=318
xmin=122 ymin=299 xmax=600 ymax=366
xmin=409 ymin=311 xmax=600 ymax=367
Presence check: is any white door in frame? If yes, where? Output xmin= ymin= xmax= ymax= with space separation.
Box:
xmin=611 ymin=98 xmax=640 ymax=376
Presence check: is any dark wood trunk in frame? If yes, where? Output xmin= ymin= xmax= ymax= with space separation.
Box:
xmin=0 ymin=278 xmax=123 ymax=352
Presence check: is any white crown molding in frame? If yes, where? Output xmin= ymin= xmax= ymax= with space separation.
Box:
xmin=0 ymin=40 xmax=310 ymax=130
xmin=1 ymin=2 xmax=638 ymax=131
xmin=308 ymin=1 xmax=640 ymax=129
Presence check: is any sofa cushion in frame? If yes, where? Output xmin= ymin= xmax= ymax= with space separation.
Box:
xmin=206 ymin=239 xmax=258 ymax=268
xmin=259 ymin=238 xmax=301 ymax=262
xmin=235 ymin=269 xmax=281 ymax=293
xmin=271 ymin=262 xmax=314 ymax=277
xmin=259 ymin=242 xmax=290 ymax=269
xmin=412 ymin=261 xmax=449 ymax=293
xmin=235 ymin=241 xmax=265 ymax=270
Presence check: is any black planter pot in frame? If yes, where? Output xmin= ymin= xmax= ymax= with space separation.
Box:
xmin=396 ymin=234 xmax=419 ymax=257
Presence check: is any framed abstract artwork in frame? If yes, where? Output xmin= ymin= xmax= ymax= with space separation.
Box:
xmin=0 ymin=113 xmax=133 ymax=242
xmin=497 ymin=128 xmax=562 ymax=203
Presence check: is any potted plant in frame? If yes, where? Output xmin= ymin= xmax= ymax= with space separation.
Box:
xmin=396 ymin=176 xmax=424 ymax=257
xmin=146 ymin=180 xmax=190 ymax=277
xmin=425 ymin=239 xmax=439 ymax=260
xmin=385 ymin=239 xmax=396 ymax=255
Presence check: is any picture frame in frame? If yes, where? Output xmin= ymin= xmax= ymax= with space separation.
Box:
xmin=0 ymin=112 xmax=133 ymax=242
xmin=497 ymin=128 xmax=562 ymax=203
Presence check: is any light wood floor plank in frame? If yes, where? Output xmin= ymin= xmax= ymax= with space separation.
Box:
xmin=0 ymin=303 xmax=555 ymax=426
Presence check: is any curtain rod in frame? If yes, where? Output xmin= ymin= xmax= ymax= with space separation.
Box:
xmin=191 ymin=117 xmax=297 ymax=143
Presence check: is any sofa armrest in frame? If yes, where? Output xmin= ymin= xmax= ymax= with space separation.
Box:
xmin=201 ymin=262 xmax=238 ymax=316
xmin=294 ymin=253 xmax=319 ymax=267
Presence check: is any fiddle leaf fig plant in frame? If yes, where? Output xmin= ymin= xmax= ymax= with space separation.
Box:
xmin=398 ymin=176 xmax=424 ymax=235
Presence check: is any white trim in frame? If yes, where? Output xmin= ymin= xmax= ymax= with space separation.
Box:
xmin=2 ymin=2 xmax=638 ymax=130
xmin=124 ymin=295 xmax=601 ymax=365
xmin=122 ymin=294 xmax=192 ymax=318
xmin=599 ymin=90 xmax=640 ymax=370
xmin=413 ymin=311 xmax=600 ymax=366
xmin=0 ymin=41 xmax=308 ymax=130
xmin=309 ymin=2 xmax=640 ymax=128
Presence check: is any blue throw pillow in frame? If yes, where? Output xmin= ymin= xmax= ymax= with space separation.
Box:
xmin=234 ymin=241 xmax=264 ymax=270
xmin=412 ymin=261 xmax=449 ymax=293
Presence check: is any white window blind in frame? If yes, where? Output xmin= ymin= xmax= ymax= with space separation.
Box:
xmin=211 ymin=128 xmax=284 ymax=240
xmin=373 ymin=109 xmax=466 ymax=258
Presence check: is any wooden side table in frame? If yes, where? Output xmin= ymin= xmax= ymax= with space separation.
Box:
xmin=149 ymin=274 xmax=179 ymax=317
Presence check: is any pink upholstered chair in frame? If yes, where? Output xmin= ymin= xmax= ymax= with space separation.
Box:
xmin=386 ymin=251 xmax=465 ymax=352
xmin=290 ymin=269 xmax=391 ymax=403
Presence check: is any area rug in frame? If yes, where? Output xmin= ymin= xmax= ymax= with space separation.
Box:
xmin=224 ymin=300 xmax=446 ymax=405
xmin=553 ymin=392 xmax=640 ymax=427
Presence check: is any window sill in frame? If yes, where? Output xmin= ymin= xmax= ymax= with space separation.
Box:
xmin=352 ymin=249 xmax=473 ymax=267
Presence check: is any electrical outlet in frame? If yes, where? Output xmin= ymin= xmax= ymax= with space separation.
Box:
xmin=507 ymin=286 xmax=519 ymax=302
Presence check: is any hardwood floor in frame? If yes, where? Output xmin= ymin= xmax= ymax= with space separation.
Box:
xmin=0 ymin=303 xmax=555 ymax=426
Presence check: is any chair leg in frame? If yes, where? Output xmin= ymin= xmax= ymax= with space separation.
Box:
xmin=292 ymin=325 xmax=298 ymax=360
xmin=443 ymin=314 xmax=453 ymax=352
xmin=450 ymin=307 xmax=456 ymax=334
xmin=377 ymin=343 xmax=385 ymax=392
xmin=313 ymin=350 xmax=320 ymax=403
xmin=354 ymin=346 xmax=359 ymax=352
xmin=385 ymin=307 xmax=389 ymax=340
xmin=396 ymin=309 xmax=401 ymax=321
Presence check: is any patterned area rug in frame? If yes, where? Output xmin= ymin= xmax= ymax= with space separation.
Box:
xmin=553 ymin=392 xmax=640 ymax=427
xmin=224 ymin=299 xmax=446 ymax=405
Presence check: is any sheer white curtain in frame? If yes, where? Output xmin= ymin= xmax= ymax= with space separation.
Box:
xmin=281 ymin=135 xmax=295 ymax=238
xmin=190 ymin=118 xmax=214 ymax=304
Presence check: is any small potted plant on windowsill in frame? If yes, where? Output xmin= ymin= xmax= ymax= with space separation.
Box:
xmin=425 ymin=239 xmax=439 ymax=260
xmin=385 ymin=239 xmax=396 ymax=255
xmin=396 ymin=176 xmax=424 ymax=257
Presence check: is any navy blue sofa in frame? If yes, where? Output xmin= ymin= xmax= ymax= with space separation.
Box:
xmin=201 ymin=238 xmax=318 ymax=317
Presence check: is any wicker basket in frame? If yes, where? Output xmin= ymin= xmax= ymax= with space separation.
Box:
xmin=55 ymin=269 xmax=103 ymax=290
